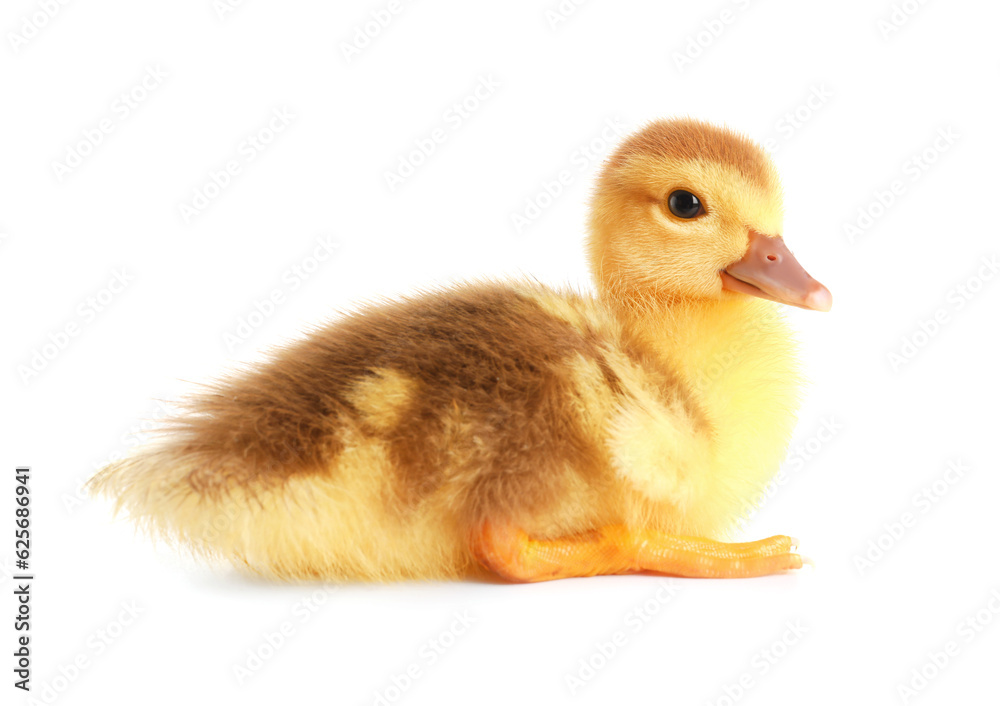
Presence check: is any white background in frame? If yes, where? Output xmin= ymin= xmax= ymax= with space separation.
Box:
xmin=3 ymin=0 xmax=999 ymax=704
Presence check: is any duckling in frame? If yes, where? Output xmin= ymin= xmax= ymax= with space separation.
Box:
xmin=89 ymin=118 xmax=831 ymax=583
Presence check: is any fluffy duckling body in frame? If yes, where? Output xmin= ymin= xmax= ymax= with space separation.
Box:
xmin=90 ymin=118 xmax=831 ymax=582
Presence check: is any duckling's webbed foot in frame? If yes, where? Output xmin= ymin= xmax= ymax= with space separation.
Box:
xmin=471 ymin=521 xmax=804 ymax=582
xmin=632 ymin=533 xmax=805 ymax=579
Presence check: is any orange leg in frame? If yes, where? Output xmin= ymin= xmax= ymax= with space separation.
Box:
xmin=471 ymin=522 xmax=804 ymax=582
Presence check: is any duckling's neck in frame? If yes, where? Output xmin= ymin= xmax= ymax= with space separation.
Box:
xmin=610 ymin=292 xmax=802 ymax=449
xmin=611 ymin=294 xmax=795 ymax=396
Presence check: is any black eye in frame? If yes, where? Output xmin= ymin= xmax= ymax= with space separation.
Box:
xmin=667 ymin=190 xmax=704 ymax=219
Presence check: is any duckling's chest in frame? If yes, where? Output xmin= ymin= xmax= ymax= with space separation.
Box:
xmin=616 ymin=300 xmax=804 ymax=514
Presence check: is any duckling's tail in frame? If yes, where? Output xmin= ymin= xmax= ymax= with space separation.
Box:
xmin=86 ymin=434 xmax=474 ymax=581
xmin=86 ymin=443 xmax=263 ymax=569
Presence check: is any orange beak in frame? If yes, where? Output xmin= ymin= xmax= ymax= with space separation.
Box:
xmin=721 ymin=230 xmax=832 ymax=312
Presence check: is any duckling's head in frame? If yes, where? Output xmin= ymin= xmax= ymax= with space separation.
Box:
xmin=587 ymin=118 xmax=831 ymax=312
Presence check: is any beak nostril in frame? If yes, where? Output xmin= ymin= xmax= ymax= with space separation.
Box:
xmin=766 ymin=255 xmax=777 ymax=262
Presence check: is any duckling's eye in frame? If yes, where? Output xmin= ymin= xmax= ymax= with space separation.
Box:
xmin=667 ymin=190 xmax=704 ymax=219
